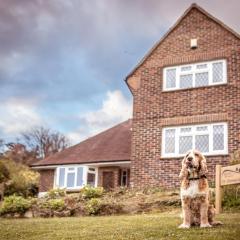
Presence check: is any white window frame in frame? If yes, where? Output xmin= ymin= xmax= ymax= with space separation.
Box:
xmin=163 ymin=59 xmax=227 ymax=91
xmin=161 ymin=122 xmax=228 ymax=158
xmin=86 ymin=167 xmax=98 ymax=187
xmin=55 ymin=165 xmax=98 ymax=190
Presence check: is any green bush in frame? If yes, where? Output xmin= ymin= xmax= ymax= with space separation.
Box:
xmin=230 ymin=150 xmax=240 ymax=165
xmin=85 ymin=198 xmax=102 ymax=215
xmin=80 ymin=185 xmax=104 ymax=199
xmin=39 ymin=199 xmax=65 ymax=211
xmin=0 ymin=195 xmax=31 ymax=216
xmin=222 ymin=185 xmax=240 ymax=210
xmin=0 ymin=160 xmax=10 ymax=183
xmin=1 ymin=158 xmax=39 ymax=197
xmin=46 ymin=188 xmax=66 ymax=199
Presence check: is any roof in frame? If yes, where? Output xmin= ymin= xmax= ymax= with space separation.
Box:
xmin=32 ymin=119 xmax=132 ymax=167
xmin=125 ymin=3 xmax=240 ymax=86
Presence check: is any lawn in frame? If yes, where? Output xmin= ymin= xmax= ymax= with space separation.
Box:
xmin=0 ymin=212 xmax=240 ymax=240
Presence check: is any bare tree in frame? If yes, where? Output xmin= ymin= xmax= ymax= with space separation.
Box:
xmin=21 ymin=126 xmax=69 ymax=159
xmin=4 ymin=142 xmax=38 ymax=166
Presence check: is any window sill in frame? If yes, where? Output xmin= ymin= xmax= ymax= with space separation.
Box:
xmin=162 ymin=82 xmax=228 ymax=93
xmin=160 ymin=153 xmax=229 ymax=160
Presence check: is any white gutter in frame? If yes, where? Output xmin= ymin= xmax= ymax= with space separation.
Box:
xmin=31 ymin=161 xmax=131 ymax=170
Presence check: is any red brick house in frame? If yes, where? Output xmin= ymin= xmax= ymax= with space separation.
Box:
xmin=32 ymin=120 xmax=131 ymax=195
xmin=33 ymin=4 xmax=240 ymax=194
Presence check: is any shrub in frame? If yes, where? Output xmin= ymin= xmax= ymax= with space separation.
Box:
xmin=39 ymin=199 xmax=65 ymax=211
xmin=47 ymin=188 xmax=66 ymax=199
xmin=221 ymin=151 xmax=240 ymax=210
xmin=1 ymin=158 xmax=39 ymax=197
xmin=222 ymin=185 xmax=240 ymax=210
xmin=0 ymin=195 xmax=31 ymax=216
xmin=0 ymin=160 xmax=10 ymax=183
xmin=80 ymin=185 xmax=104 ymax=199
xmin=85 ymin=198 xmax=102 ymax=215
xmin=230 ymin=150 xmax=240 ymax=165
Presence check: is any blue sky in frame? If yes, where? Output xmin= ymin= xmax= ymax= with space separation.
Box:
xmin=0 ymin=0 xmax=239 ymax=144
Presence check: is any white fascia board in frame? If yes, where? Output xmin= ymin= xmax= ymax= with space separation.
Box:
xmin=31 ymin=161 xmax=131 ymax=170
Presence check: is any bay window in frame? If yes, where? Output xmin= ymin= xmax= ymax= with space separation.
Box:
xmin=163 ymin=59 xmax=227 ymax=91
xmin=56 ymin=166 xmax=97 ymax=189
xmin=162 ymin=122 xmax=228 ymax=157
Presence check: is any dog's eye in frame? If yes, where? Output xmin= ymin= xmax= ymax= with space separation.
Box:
xmin=195 ymin=153 xmax=199 ymax=157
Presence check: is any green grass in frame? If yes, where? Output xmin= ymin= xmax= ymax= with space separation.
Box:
xmin=0 ymin=212 xmax=240 ymax=240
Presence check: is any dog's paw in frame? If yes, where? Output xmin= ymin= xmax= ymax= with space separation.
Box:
xmin=178 ymin=223 xmax=190 ymax=229
xmin=200 ymin=223 xmax=212 ymax=228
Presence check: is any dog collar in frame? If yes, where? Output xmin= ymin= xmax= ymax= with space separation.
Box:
xmin=188 ymin=175 xmax=207 ymax=181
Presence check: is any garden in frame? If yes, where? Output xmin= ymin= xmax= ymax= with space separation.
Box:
xmin=0 ymin=157 xmax=240 ymax=240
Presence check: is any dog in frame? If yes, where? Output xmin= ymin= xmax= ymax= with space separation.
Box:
xmin=179 ymin=150 xmax=219 ymax=228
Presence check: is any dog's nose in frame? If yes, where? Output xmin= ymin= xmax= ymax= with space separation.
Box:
xmin=187 ymin=156 xmax=193 ymax=162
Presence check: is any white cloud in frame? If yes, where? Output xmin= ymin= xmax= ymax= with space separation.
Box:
xmin=67 ymin=90 xmax=132 ymax=144
xmin=0 ymin=99 xmax=43 ymax=137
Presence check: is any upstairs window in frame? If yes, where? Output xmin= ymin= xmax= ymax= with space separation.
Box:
xmin=163 ymin=59 xmax=227 ymax=91
xmin=162 ymin=122 xmax=228 ymax=157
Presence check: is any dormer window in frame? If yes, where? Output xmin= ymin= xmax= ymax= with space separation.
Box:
xmin=163 ymin=59 xmax=227 ymax=91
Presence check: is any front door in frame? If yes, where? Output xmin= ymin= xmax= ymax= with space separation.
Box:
xmin=102 ymin=171 xmax=114 ymax=189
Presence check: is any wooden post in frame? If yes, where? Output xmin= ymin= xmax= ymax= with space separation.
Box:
xmin=215 ymin=165 xmax=222 ymax=214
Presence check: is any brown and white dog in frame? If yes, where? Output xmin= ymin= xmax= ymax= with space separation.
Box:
xmin=179 ymin=150 xmax=217 ymax=228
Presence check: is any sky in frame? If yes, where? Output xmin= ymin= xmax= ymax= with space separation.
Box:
xmin=0 ymin=0 xmax=239 ymax=145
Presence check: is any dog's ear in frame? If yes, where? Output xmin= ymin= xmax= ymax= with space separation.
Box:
xmin=199 ymin=153 xmax=208 ymax=176
xmin=179 ymin=154 xmax=188 ymax=179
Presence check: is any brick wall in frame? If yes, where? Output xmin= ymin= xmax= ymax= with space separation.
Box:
xmin=128 ymin=7 xmax=240 ymax=188
xmin=38 ymin=169 xmax=55 ymax=192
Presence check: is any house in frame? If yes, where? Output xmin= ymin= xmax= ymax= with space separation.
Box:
xmin=126 ymin=3 xmax=240 ymax=189
xmin=32 ymin=120 xmax=131 ymax=195
xmin=33 ymin=3 xmax=240 ymax=194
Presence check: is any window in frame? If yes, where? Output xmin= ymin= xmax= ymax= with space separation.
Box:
xmin=163 ymin=59 xmax=227 ymax=91
xmin=162 ymin=123 xmax=228 ymax=157
xmin=56 ymin=166 xmax=97 ymax=189
xmin=87 ymin=168 xmax=96 ymax=187
xmin=121 ymin=170 xmax=128 ymax=186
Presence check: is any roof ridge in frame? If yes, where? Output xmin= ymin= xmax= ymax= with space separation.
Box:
xmin=125 ymin=3 xmax=240 ymax=84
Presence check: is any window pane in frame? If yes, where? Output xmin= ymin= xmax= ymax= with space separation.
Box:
xmin=195 ymin=135 xmax=209 ymax=153
xmin=87 ymin=173 xmax=95 ymax=187
xmin=77 ymin=167 xmax=84 ymax=187
xmin=67 ymin=172 xmax=75 ymax=188
xmin=212 ymin=62 xmax=223 ymax=83
xmin=180 ymin=127 xmax=191 ymax=133
xmin=181 ymin=66 xmax=191 ymax=71
xmin=197 ymin=64 xmax=207 ymax=70
xmin=180 ymin=74 xmax=193 ymax=89
xmin=195 ymin=72 xmax=208 ymax=87
xmin=59 ymin=168 xmax=65 ymax=188
xmin=179 ymin=136 xmax=192 ymax=154
xmin=213 ymin=125 xmax=224 ymax=150
xmin=121 ymin=170 xmax=127 ymax=186
xmin=165 ymin=129 xmax=175 ymax=154
xmin=166 ymin=69 xmax=176 ymax=88
xmin=196 ymin=126 xmax=208 ymax=131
